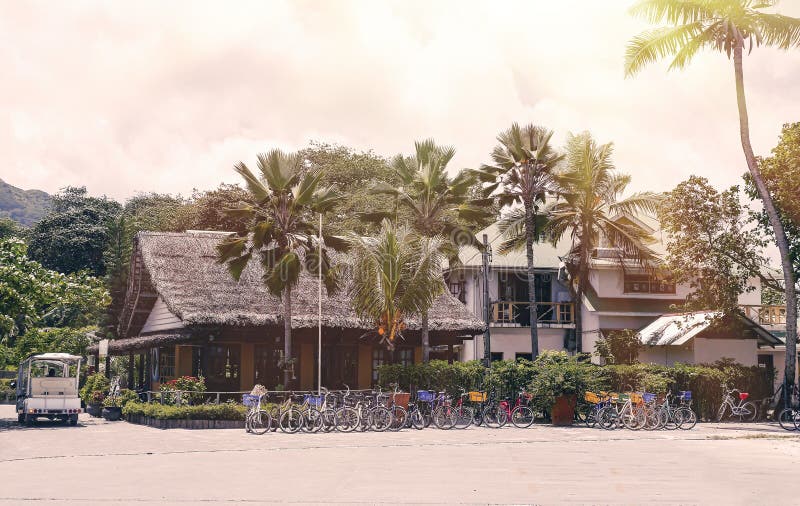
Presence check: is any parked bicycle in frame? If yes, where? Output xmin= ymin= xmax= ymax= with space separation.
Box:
xmin=717 ymin=385 xmax=757 ymax=422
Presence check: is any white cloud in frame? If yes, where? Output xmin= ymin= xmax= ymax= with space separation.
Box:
xmin=1 ymin=0 xmax=799 ymax=202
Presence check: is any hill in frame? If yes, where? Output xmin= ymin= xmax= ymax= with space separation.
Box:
xmin=0 ymin=179 xmax=51 ymax=226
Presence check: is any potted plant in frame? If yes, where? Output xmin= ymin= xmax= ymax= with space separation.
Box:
xmin=88 ymin=390 xmax=105 ymax=417
xmin=529 ymin=351 xmax=605 ymax=426
xmin=101 ymin=394 xmax=122 ymax=421
xmin=80 ymin=372 xmax=110 ymax=417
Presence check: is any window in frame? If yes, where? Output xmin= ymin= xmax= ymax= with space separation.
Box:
xmin=372 ymin=348 xmax=387 ymax=382
xmin=515 ymin=353 xmax=533 ymax=362
xmin=623 ymin=274 xmax=676 ymax=294
xmin=159 ymin=347 xmax=176 ymax=380
xmin=490 ymin=352 xmax=504 ymax=362
xmin=398 ymin=348 xmax=414 ymax=366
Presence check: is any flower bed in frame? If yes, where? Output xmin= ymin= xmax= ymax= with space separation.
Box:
xmin=122 ymin=400 xmax=248 ymax=429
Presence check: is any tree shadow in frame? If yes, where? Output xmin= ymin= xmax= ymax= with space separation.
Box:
xmin=0 ymin=417 xmax=87 ymax=432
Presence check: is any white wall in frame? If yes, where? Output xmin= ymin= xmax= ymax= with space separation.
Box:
xmin=460 ymin=328 xmax=567 ymax=362
xmin=141 ymin=296 xmax=184 ymax=333
xmin=638 ymin=345 xmax=694 ymax=366
xmin=693 ymin=338 xmax=757 ymax=366
xmin=589 ymin=267 xmax=692 ymax=300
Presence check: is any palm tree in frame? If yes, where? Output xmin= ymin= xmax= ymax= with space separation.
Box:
xmin=625 ymin=0 xmax=800 ymax=398
xmin=216 ymin=149 xmax=342 ymax=389
xmin=347 ymin=220 xmax=446 ymax=351
xmin=546 ymin=132 xmax=661 ymax=353
xmin=364 ymin=139 xmax=493 ymax=360
xmin=477 ymin=124 xmax=563 ymax=359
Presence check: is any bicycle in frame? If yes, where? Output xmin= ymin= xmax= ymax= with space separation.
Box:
xmin=597 ymin=392 xmax=645 ymax=430
xmin=386 ymin=384 xmax=409 ymax=431
xmin=243 ymin=392 xmax=272 ymax=435
xmin=717 ymin=385 xmax=757 ymax=422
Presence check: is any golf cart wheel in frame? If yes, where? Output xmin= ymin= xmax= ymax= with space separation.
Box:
xmin=69 ymin=414 xmax=79 ymax=426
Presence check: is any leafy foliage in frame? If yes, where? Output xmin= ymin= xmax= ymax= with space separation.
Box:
xmin=0 ymin=238 xmax=109 ymax=361
xmin=594 ymin=329 xmax=643 ymax=365
xmin=27 ymin=187 xmax=121 ymax=276
xmin=12 ymin=326 xmax=94 ymax=364
xmin=661 ymin=176 xmax=770 ymax=312
xmin=80 ymin=372 xmax=110 ymax=406
xmin=159 ymin=375 xmax=207 ymax=405
xmin=122 ymin=400 xmax=248 ymax=420
xmin=347 ymin=220 xmax=445 ymax=350
xmin=0 ymin=217 xmax=24 ymax=240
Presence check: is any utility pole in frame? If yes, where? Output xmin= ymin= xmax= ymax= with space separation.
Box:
xmin=482 ymin=233 xmax=492 ymax=367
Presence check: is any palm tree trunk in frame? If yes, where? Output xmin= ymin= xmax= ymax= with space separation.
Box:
xmin=524 ymin=202 xmax=540 ymax=358
xmin=575 ymin=246 xmax=589 ymax=354
xmin=283 ymin=285 xmax=293 ymax=389
xmin=421 ymin=312 xmax=430 ymax=362
xmin=733 ymin=44 xmax=798 ymax=400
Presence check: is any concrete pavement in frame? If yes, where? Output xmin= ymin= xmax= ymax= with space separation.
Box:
xmin=1 ymin=405 xmax=799 ymax=505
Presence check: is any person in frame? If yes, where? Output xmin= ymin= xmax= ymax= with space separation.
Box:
xmin=47 ymin=368 xmax=56 ymax=377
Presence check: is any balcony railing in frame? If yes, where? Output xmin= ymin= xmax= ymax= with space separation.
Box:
xmin=739 ymin=305 xmax=787 ymax=326
xmin=491 ymin=301 xmax=574 ymax=327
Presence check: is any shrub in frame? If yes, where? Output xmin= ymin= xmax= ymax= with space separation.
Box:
xmin=103 ymin=388 xmax=139 ymax=408
xmin=122 ymin=400 xmax=248 ymax=421
xmin=594 ymin=329 xmax=642 ymax=365
xmin=80 ymin=372 xmax=110 ymax=405
xmin=377 ymin=360 xmax=485 ymax=396
xmin=527 ymin=352 xmax=606 ymax=414
xmin=159 ymin=376 xmax=206 ymax=405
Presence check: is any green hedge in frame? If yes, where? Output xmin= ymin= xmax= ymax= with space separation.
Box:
xmin=377 ymin=357 xmax=774 ymax=421
xmin=122 ymin=401 xmax=248 ymax=421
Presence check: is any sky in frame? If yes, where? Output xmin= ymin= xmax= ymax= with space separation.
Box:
xmin=1 ymin=0 xmax=800 ymax=202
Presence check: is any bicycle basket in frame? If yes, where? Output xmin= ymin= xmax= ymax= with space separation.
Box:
xmin=642 ymin=393 xmax=656 ymax=403
xmin=387 ymin=392 xmax=410 ymax=409
xmin=679 ymin=390 xmax=692 ymax=401
xmin=469 ymin=391 xmax=487 ymax=402
xmin=242 ymin=394 xmax=260 ymax=407
xmin=609 ymin=392 xmax=620 ymax=403
xmin=417 ymin=390 xmax=435 ymax=402
xmin=739 ymin=392 xmax=749 ymax=401
xmin=630 ymin=393 xmax=644 ymax=405
xmin=618 ymin=393 xmax=631 ymax=403
xmin=304 ymin=394 xmax=323 ymax=407
xmin=584 ymin=392 xmax=600 ymax=404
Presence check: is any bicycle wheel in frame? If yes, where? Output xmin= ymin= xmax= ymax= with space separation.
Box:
xmin=369 ymin=406 xmax=392 ymax=432
xmin=335 ymin=407 xmax=360 ymax=432
xmin=320 ymin=408 xmax=337 ymax=432
xmin=250 ymin=409 xmax=272 ymax=435
xmin=482 ymin=404 xmax=507 ymax=428
xmin=677 ymin=407 xmax=697 ymax=430
xmin=471 ymin=407 xmax=484 ymax=427
xmin=778 ymin=408 xmax=799 ymax=431
xmin=453 ymin=406 xmax=474 ymax=429
xmin=279 ymin=407 xmax=303 ymax=434
xmin=410 ymin=409 xmax=425 ymax=430
xmin=390 ymin=406 xmax=408 ymax=431
xmin=716 ymin=403 xmax=728 ymax=422
xmin=433 ymin=406 xmax=456 ymax=429
xmin=510 ymin=406 xmax=535 ymax=428
xmin=301 ymin=407 xmax=323 ymax=433
xmin=621 ymin=406 xmax=645 ymax=430
xmin=737 ymin=401 xmax=758 ymax=422
xmin=596 ymin=406 xmax=618 ymax=430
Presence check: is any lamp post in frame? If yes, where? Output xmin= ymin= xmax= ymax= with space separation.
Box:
xmin=482 ymin=233 xmax=492 ymax=367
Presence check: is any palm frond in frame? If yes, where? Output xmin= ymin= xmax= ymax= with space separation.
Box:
xmin=625 ymin=22 xmax=704 ymax=76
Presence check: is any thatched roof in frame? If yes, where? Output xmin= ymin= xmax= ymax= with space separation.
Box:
xmin=88 ymin=332 xmax=193 ymax=354
xmin=132 ymin=231 xmax=483 ymax=335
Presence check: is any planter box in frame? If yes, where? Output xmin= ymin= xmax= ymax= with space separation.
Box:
xmin=102 ymin=407 xmax=122 ymax=421
xmin=125 ymin=414 xmax=244 ymax=429
xmin=551 ymin=395 xmax=577 ymax=426
xmin=86 ymin=404 xmax=103 ymax=417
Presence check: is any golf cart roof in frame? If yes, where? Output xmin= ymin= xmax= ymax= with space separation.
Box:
xmin=26 ymin=353 xmax=82 ymax=363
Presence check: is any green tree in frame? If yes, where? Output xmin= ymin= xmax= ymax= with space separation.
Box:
xmin=189 ymin=183 xmax=253 ymax=232
xmin=216 ymin=149 xmax=342 ymax=388
xmin=661 ymin=176 xmax=776 ymax=312
xmin=364 ymin=139 xmax=492 ymax=360
xmin=0 ymin=217 xmax=23 ymax=240
xmin=625 ymin=0 xmax=800 ymax=403
xmin=0 ymin=238 xmax=109 ymax=367
xmin=13 ymin=326 xmax=94 ymax=363
xmin=745 ymin=122 xmax=800 ymax=282
xmin=595 ymin=329 xmax=643 ymax=365
xmin=477 ymin=124 xmax=564 ymax=359
xmin=27 ymin=187 xmax=121 ymax=276
xmin=347 ymin=220 xmax=446 ymax=351
xmin=546 ymin=132 xmax=660 ymax=353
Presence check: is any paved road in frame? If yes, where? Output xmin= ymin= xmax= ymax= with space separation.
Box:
xmin=1 ymin=405 xmax=799 ymax=505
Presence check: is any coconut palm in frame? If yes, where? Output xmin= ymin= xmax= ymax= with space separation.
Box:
xmin=363 ymin=139 xmax=493 ymax=360
xmin=625 ymin=0 xmax=800 ymax=398
xmin=546 ymin=132 xmax=661 ymax=353
xmin=216 ymin=149 xmax=342 ymax=389
xmin=476 ymin=124 xmax=564 ymax=359
xmin=347 ymin=220 xmax=446 ymax=351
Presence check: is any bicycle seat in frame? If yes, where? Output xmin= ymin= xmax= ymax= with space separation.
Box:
xmin=739 ymin=392 xmax=750 ymax=400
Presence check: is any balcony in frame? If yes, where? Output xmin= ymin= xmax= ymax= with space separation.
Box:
xmin=739 ymin=305 xmax=787 ymax=326
xmin=491 ymin=301 xmax=574 ymax=328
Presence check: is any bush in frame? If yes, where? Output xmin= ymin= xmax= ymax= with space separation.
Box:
xmin=159 ymin=376 xmax=206 ymax=405
xmin=80 ymin=372 xmax=110 ymax=405
xmin=122 ymin=400 xmax=247 ymax=421
xmin=377 ymin=360 xmax=485 ymax=397
xmin=527 ymin=352 xmax=607 ymax=414
xmin=103 ymin=388 xmax=139 ymax=408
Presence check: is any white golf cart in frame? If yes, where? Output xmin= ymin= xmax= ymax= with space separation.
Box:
xmin=12 ymin=353 xmax=82 ymax=426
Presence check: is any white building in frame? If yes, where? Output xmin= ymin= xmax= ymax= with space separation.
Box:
xmin=448 ymin=215 xmax=792 ymax=386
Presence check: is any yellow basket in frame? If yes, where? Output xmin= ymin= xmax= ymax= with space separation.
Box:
xmin=584 ymin=392 xmax=600 ymax=404
xmin=630 ymin=393 xmax=644 ymax=405
xmin=469 ymin=391 xmax=487 ymax=402
xmin=609 ymin=392 xmax=620 ymax=403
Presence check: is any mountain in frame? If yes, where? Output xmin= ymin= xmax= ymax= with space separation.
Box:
xmin=0 ymin=178 xmax=51 ymax=226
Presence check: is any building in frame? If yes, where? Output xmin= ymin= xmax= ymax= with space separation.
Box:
xmin=449 ymin=215 xmax=792 ymax=382
xmin=92 ymin=231 xmax=483 ymax=392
